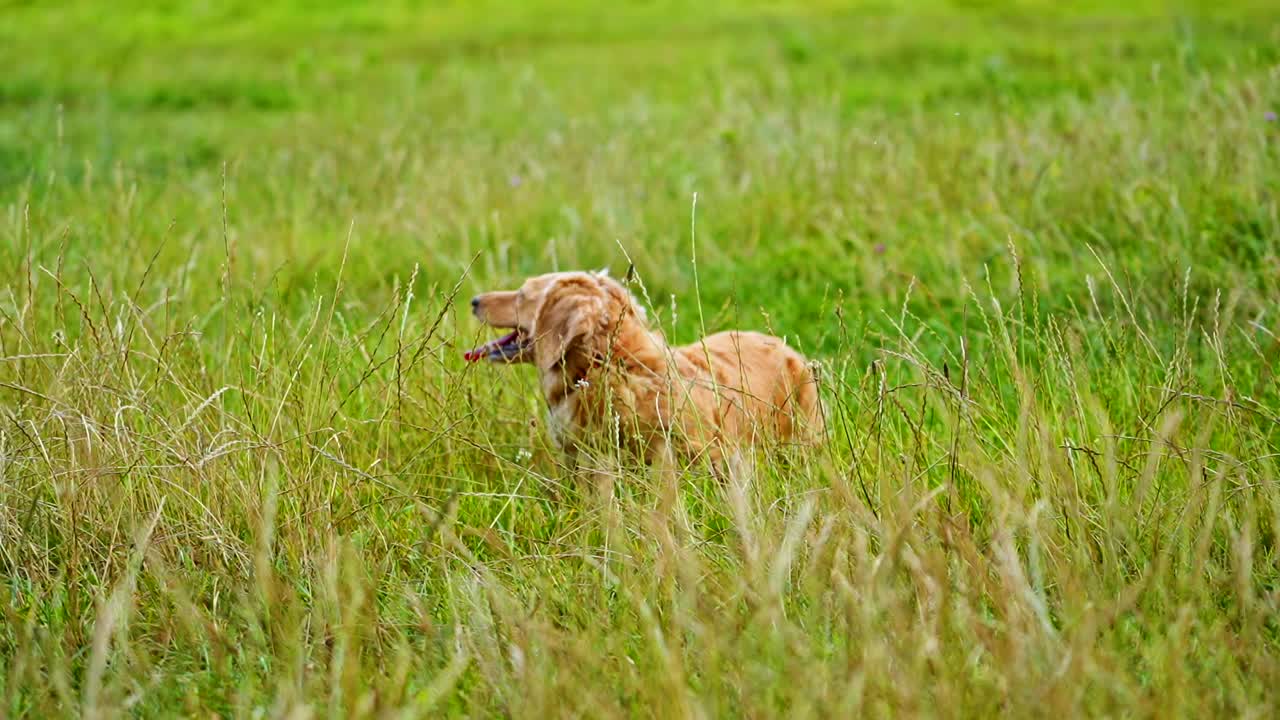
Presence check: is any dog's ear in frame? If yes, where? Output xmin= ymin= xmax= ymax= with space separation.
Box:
xmin=534 ymin=279 xmax=604 ymax=368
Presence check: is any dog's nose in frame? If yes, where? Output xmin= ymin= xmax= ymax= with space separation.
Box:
xmin=470 ymin=296 xmax=480 ymax=313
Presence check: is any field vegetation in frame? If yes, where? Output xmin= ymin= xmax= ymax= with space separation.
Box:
xmin=2 ymin=1 xmax=1279 ymax=716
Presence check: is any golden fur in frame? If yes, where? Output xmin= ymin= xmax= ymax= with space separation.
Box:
xmin=467 ymin=270 xmax=823 ymax=463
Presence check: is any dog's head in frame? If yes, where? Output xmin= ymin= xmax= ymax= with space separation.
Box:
xmin=466 ymin=270 xmax=641 ymax=369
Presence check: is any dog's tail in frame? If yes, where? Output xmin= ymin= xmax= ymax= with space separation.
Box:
xmin=786 ymin=356 xmax=826 ymax=444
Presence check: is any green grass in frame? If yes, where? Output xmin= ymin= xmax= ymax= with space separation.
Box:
xmin=2 ymin=0 xmax=1279 ymax=716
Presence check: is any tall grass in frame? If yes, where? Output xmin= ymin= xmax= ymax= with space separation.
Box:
xmin=2 ymin=1 xmax=1280 ymax=717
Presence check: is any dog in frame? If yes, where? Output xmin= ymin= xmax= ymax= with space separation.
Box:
xmin=466 ymin=270 xmax=823 ymax=465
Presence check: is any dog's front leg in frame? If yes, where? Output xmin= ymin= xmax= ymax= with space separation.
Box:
xmin=561 ymin=441 xmax=617 ymax=508
xmin=649 ymin=437 xmax=680 ymax=518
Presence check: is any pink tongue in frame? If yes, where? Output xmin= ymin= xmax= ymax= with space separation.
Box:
xmin=464 ymin=330 xmax=519 ymax=362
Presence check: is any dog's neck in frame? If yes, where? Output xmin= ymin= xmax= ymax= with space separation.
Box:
xmin=541 ymin=310 xmax=667 ymax=406
xmin=601 ymin=310 xmax=667 ymax=375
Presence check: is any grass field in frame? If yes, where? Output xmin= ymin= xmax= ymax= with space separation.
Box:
xmin=2 ymin=0 xmax=1279 ymax=716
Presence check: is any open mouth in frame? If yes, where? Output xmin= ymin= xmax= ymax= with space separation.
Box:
xmin=464 ymin=329 xmax=529 ymax=363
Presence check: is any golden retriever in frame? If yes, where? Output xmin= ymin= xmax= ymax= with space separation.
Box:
xmin=466 ymin=270 xmax=822 ymax=464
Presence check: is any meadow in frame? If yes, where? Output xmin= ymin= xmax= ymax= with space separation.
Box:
xmin=2 ymin=0 xmax=1279 ymax=716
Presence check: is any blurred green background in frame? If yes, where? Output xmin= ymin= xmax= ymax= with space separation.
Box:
xmin=4 ymin=1 xmax=1277 ymax=350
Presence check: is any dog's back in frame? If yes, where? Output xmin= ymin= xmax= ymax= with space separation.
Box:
xmin=673 ymin=331 xmax=823 ymax=449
